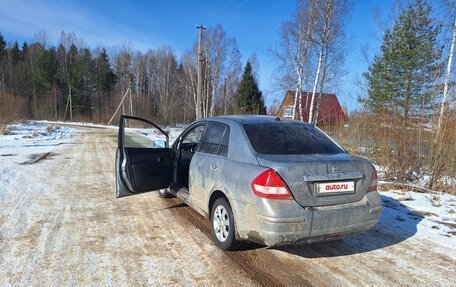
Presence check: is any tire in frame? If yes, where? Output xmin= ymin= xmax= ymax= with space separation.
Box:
xmin=211 ymin=197 xmax=241 ymax=250
xmin=158 ymin=188 xmax=173 ymax=198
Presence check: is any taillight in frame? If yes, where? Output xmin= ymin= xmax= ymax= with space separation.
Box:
xmin=368 ymin=167 xmax=378 ymax=192
xmin=251 ymin=169 xmax=293 ymax=200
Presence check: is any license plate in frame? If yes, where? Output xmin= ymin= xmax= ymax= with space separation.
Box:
xmin=317 ymin=181 xmax=355 ymax=193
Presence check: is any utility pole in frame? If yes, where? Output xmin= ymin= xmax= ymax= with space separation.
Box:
xmin=223 ymin=77 xmax=227 ymax=115
xmin=129 ymin=77 xmax=133 ymax=116
xmin=69 ymin=85 xmax=72 ymax=121
xmin=196 ymin=25 xmax=206 ymax=120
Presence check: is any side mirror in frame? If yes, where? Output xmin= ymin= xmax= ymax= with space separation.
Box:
xmin=153 ymin=140 xmax=166 ymax=148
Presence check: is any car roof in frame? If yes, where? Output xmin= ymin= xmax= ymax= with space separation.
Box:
xmin=200 ymin=115 xmax=314 ymax=126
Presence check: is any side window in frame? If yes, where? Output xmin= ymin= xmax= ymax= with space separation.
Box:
xmin=198 ymin=123 xmax=229 ymax=156
xmin=122 ymin=117 xmax=168 ymax=149
xmin=182 ymin=125 xmax=206 ymax=145
xmin=283 ymin=106 xmax=293 ymax=117
xmin=218 ymin=127 xmax=229 ymax=157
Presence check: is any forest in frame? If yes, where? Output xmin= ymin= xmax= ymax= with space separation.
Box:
xmin=0 ymin=26 xmax=265 ymax=126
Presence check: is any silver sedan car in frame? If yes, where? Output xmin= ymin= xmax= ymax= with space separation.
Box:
xmin=115 ymin=115 xmax=382 ymax=250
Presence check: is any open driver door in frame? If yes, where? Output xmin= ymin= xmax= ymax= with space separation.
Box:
xmin=115 ymin=115 xmax=173 ymax=198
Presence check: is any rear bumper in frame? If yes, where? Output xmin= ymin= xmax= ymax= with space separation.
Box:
xmin=235 ymin=191 xmax=382 ymax=246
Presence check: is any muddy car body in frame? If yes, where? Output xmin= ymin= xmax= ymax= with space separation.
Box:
xmin=116 ymin=115 xmax=382 ymax=250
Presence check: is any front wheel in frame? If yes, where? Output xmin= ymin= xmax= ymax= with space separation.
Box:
xmin=211 ymin=198 xmax=241 ymax=250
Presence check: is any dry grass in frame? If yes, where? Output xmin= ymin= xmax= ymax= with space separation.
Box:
xmin=0 ymin=127 xmax=11 ymax=135
xmin=325 ymin=111 xmax=456 ymax=194
xmin=45 ymin=126 xmax=55 ymax=133
xmin=0 ymin=93 xmax=28 ymax=125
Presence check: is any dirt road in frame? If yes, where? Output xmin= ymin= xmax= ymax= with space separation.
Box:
xmin=1 ymin=127 xmax=455 ymax=286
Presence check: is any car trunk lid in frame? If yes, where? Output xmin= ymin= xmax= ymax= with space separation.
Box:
xmin=256 ymin=153 xmax=374 ymax=207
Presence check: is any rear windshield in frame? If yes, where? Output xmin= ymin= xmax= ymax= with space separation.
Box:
xmin=243 ymin=123 xmax=345 ymax=155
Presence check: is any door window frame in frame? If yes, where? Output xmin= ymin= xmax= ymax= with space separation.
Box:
xmin=175 ymin=122 xmax=208 ymax=151
xmin=197 ymin=122 xmax=230 ymax=157
xmin=119 ymin=115 xmax=170 ymax=150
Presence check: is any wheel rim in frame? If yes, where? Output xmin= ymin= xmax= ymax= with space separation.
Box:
xmin=213 ymin=205 xmax=230 ymax=242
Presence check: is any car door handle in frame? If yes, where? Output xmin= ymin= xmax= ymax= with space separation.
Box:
xmin=157 ymin=156 xmax=163 ymax=163
xmin=210 ymin=164 xmax=218 ymax=170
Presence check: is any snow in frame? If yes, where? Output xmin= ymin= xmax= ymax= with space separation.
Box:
xmin=35 ymin=120 xmax=118 ymax=129
xmin=374 ymin=162 xmax=455 ymax=192
xmin=0 ymin=122 xmax=74 ymax=142
xmin=372 ymin=164 xmax=386 ymax=174
xmin=128 ymin=127 xmax=183 ymax=145
xmin=380 ymin=190 xmax=456 ymax=248
xmin=34 ymin=120 xmax=184 ymax=145
xmin=0 ymin=123 xmax=76 ymax=176
xmin=368 ymin=165 xmax=456 ymax=251
xmin=441 ymin=176 xmax=456 ymax=186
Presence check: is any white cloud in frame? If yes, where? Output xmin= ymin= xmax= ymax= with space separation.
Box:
xmin=0 ymin=0 xmax=161 ymax=51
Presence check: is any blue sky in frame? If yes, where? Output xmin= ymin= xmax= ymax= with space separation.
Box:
xmin=0 ymin=0 xmax=395 ymax=112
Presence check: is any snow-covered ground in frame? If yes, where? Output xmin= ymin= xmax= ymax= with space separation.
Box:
xmin=372 ymin=162 xmax=456 ymax=247
xmin=0 ymin=122 xmax=455 ymax=285
xmin=0 ymin=123 xmax=257 ymax=286
xmin=125 ymin=127 xmax=183 ymax=146
xmin=1 ymin=122 xmax=75 ymax=142
xmin=34 ymin=120 xmax=183 ymax=144
xmin=0 ymin=123 xmax=76 ymax=167
xmin=1 ymin=122 xmax=454 ymax=247
xmin=380 ymin=190 xmax=456 ymax=247
xmin=35 ymin=120 xmax=118 ymax=129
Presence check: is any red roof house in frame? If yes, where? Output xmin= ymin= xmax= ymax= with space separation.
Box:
xmin=276 ymin=90 xmax=347 ymax=124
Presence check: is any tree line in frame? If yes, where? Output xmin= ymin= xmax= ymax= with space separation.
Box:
xmin=0 ymin=27 xmax=265 ymax=125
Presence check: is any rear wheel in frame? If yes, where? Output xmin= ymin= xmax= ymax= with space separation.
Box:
xmin=211 ymin=198 xmax=241 ymax=250
xmin=158 ymin=188 xmax=173 ymax=198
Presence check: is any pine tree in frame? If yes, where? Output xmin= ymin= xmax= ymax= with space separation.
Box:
xmin=33 ymin=46 xmax=57 ymax=117
xmin=72 ymin=48 xmax=95 ymax=115
xmin=0 ymin=33 xmax=5 ymax=95
xmin=95 ymin=48 xmax=116 ymax=95
xmin=95 ymin=48 xmax=116 ymax=117
xmin=12 ymin=41 xmax=21 ymax=65
xmin=21 ymin=42 xmax=28 ymax=59
xmin=235 ymin=61 xmax=266 ymax=114
xmin=0 ymin=33 xmax=5 ymax=58
xmin=362 ymin=0 xmax=442 ymax=120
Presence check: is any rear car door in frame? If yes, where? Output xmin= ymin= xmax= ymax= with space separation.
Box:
xmin=174 ymin=124 xmax=207 ymax=188
xmin=190 ymin=122 xmax=230 ymax=207
xmin=116 ymin=115 xmax=173 ymax=198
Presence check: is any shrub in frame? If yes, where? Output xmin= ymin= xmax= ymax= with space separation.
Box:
xmin=0 ymin=127 xmax=11 ymax=135
xmin=325 ymin=111 xmax=455 ymax=193
xmin=0 ymin=93 xmax=29 ymax=125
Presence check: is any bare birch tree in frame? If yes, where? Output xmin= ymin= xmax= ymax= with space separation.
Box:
xmin=180 ymin=49 xmax=198 ymax=119
xmin=437 ymin=0 xmax=456 ymax=138
xmin=206 ymin=26 xmax=228 ymax=117
xmin=153 ymin=47 xmax=179 ymax=124
xmin=272 ymin=0 xmax=317 ymax=121
xmin=308 ymin=0 xmax=351 ymax=124
xmin=224 ymin=38 xmax=242 ymax=115
xmin=182 ymin=25 xmax=241 ymax=119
